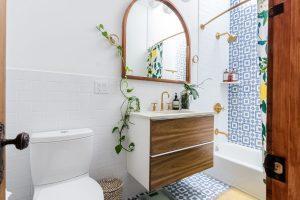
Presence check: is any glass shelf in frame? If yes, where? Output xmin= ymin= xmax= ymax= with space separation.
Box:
xmin=220 ymin=81 xmax=240 ymax=85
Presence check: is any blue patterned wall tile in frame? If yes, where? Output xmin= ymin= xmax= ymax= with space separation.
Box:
xmin=228 ymin=1 xmax=262 ymax=149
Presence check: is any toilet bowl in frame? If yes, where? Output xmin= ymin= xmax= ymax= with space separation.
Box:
xmin=30 ymin=128 xmax=104 ymax=200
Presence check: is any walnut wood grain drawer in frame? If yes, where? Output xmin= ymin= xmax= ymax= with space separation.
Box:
xmin=150 ymin=143 xmax=213 ymax=190
xmin=150 ymin=116 xmax=214 ymax=155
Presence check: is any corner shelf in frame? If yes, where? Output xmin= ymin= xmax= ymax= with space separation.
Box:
xmin=220 ymin=81 xmax=240 ymax=85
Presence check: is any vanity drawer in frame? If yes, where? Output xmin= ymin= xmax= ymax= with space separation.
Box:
xmin=150 ymin=116 xmax=214 ymax=155
xmin=150 ymin=143 xmax=213 ymax=190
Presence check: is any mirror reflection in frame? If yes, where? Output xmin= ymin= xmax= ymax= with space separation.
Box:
xmin=125 ymin=0 xmax=189 ymax=82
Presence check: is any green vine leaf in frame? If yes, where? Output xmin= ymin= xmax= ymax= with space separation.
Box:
xmin=115 ymin=144 xmax=122 ymax=154
xmin=127 ymin=88 xmax=134 ymax=93
xmin=97 ymin=23 xmax=140 ymax=155
xmin=120 ymin=135 xmax=126 ymax=142
xmin=112 ymin=127 xmax=119 ymax=133
xmin=102 ymin=31 xmax=109 ymax=38
xmin=129 ymin=142 xmax=135 ymax=150
xmin=129 ymin=106 xmax=135 ymax=110
xmin=125 ymin=66 xmax=133 ymax=73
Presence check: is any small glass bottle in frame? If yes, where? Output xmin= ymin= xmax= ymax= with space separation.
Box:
xmin=232 ymin=68 xmax=238 ymax=81
xmin=223 ymin=69 xmax=229 ymax=82
xmin=172 ymin=93 xmax=180 ymax=110
xmin=228 ymin=69 xmax=233 ymax=82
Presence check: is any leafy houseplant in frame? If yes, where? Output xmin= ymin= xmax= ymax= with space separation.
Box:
xmin=181 ymin=83 xmax=199 ymax=109
xmin=181 ymin=79 xmax=211 ymax=109
xmin=96 ymin=24 xmax=140 ymax=154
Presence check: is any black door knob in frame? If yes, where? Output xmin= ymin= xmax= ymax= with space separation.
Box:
xmin=0 ymin=132 xmax=30 ymax=150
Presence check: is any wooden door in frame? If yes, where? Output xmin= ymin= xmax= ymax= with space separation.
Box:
xmin=267 ymin=0 xmax=300 ymax=199
xmin=0 ymin=0 xmax=5 ymax=198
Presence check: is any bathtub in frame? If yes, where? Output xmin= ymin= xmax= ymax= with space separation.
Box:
xmin=205 ymin=142 xmax=266 ymax=200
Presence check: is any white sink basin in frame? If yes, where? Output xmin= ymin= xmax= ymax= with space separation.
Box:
xmin=132 ymin=110 xmax=214 ymax=120
xmin=156 ymin=110 xmax=195 ymax=114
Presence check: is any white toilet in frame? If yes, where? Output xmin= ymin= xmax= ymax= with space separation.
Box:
xmin=30 ymin=128 xmax=104 ymax=200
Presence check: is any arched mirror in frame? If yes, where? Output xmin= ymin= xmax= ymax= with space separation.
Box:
xmin=122 ymin=0 xmax=191 ymax=84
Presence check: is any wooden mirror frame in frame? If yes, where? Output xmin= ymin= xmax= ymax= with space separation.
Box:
xmin=122 ymin=0 xmax=191 ymax=84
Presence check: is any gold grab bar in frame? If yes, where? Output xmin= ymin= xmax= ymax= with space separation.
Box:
xmin=215 ymin=129 xmax=228 ymax=137
xmin=200 ymin=0 xmax=251 ymax=30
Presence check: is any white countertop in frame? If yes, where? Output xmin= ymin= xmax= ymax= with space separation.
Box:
xmin=131 ymin=110 xmax=214 ymax=120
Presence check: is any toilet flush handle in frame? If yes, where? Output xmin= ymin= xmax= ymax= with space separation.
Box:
xmin=0 ymin=132 xmax=30 ymax=150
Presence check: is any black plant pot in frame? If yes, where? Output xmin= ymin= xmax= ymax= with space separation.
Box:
xmin=181 ymin=93 xmax=190 ymax=109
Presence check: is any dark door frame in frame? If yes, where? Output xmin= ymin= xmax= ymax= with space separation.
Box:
xmin=267 ymin=0 xmax=300 ymax=199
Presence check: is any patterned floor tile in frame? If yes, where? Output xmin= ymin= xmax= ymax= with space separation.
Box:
xmin=128 ymin=173 xmax=230 ymax=200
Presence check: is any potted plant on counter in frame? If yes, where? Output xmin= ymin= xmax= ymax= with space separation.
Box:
xmin=181 ymin=79 xmax=211 ymax=109
xmin=181 ymin=83 xmax=199 ymax=109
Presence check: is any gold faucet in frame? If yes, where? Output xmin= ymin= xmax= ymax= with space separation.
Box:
xmin=160 ymin=91 xmax=170 ymax=111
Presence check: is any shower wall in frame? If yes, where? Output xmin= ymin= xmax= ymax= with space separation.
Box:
xmin=228 ymin=0 xmax=262 ymax=149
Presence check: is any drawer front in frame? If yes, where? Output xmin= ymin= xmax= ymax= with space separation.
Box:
xmin=151 ymin=116 xmax=214 ymax=155
xmin=150 ymin=143 xmax=213 ymax=191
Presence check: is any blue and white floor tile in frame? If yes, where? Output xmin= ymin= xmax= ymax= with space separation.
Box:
xmin=128 ymin=173 xmax=230 ymax=200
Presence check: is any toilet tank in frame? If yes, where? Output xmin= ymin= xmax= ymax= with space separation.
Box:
xmin=30 ymin=128 xmax=94 ymax=186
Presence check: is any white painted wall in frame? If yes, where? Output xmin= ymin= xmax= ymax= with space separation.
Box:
xmin=6 ymin=0 xmax=229 ymax=199
xmin=196 ymin=0 xmax=230 ymax=144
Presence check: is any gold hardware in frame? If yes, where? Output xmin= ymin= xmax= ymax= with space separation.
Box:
xmin=192 ymin=55 xmax=199 ymax=63
xmin=200 ymin=24 xmax=205 ymax=30
xmin=161 ymin=91 xmax=170 ymax=111
xmin=152 ymin=31 xmax=184 ymax=47
xmin=108 ymin=34 xmax=120 ymax=46
xmin=167 ymin=103 xmax=172 ymax=110
xmin=165 ymin=69 xmax=178 ymax=73
xmin=216 ymin=32 xmax=237 ymax=43
xmin=213 ymin=103 xmax=224 ymax=114
xmin=215 ymin=129 xmax=228 ymax=137
xmin=200 ymin=0 xmax=251 ymax=30
xmin=274 ymin=162 xmax=284 ymax=175
xmin=151 ymin=103 xmax=158 ymax=111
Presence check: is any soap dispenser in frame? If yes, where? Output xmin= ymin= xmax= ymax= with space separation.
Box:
xmin=172 ymin=93 xmax=180 ymax=110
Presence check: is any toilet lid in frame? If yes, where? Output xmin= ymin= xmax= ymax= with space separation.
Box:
xmin=33 ymin=176 xmax=104 ymax=200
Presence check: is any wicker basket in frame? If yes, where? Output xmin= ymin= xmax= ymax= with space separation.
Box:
xmin=99 ymin=178 xmax=123 ymax=200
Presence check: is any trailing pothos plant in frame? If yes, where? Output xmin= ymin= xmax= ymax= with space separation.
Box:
xmin=96 ymin=24 xmax=140 ymax=154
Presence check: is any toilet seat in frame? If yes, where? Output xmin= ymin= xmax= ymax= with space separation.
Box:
xmin=33 ymin=175 xmax=104 ymax=200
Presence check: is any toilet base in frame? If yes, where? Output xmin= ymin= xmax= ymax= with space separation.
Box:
xmin=33 ymin=174 xmax=104 ymax=200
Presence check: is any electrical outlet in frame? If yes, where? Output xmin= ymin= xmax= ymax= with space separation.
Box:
xmin=101 ymin=80 xmax=109 ymax=94
xmin=94 ymin=79 xmax=109 ymax=94
xmin=94 ymin=80 xmax=101 ymax=94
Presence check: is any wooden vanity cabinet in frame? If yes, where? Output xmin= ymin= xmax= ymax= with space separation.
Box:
xmin=127 ymin=114 xmax=214 ymax=191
